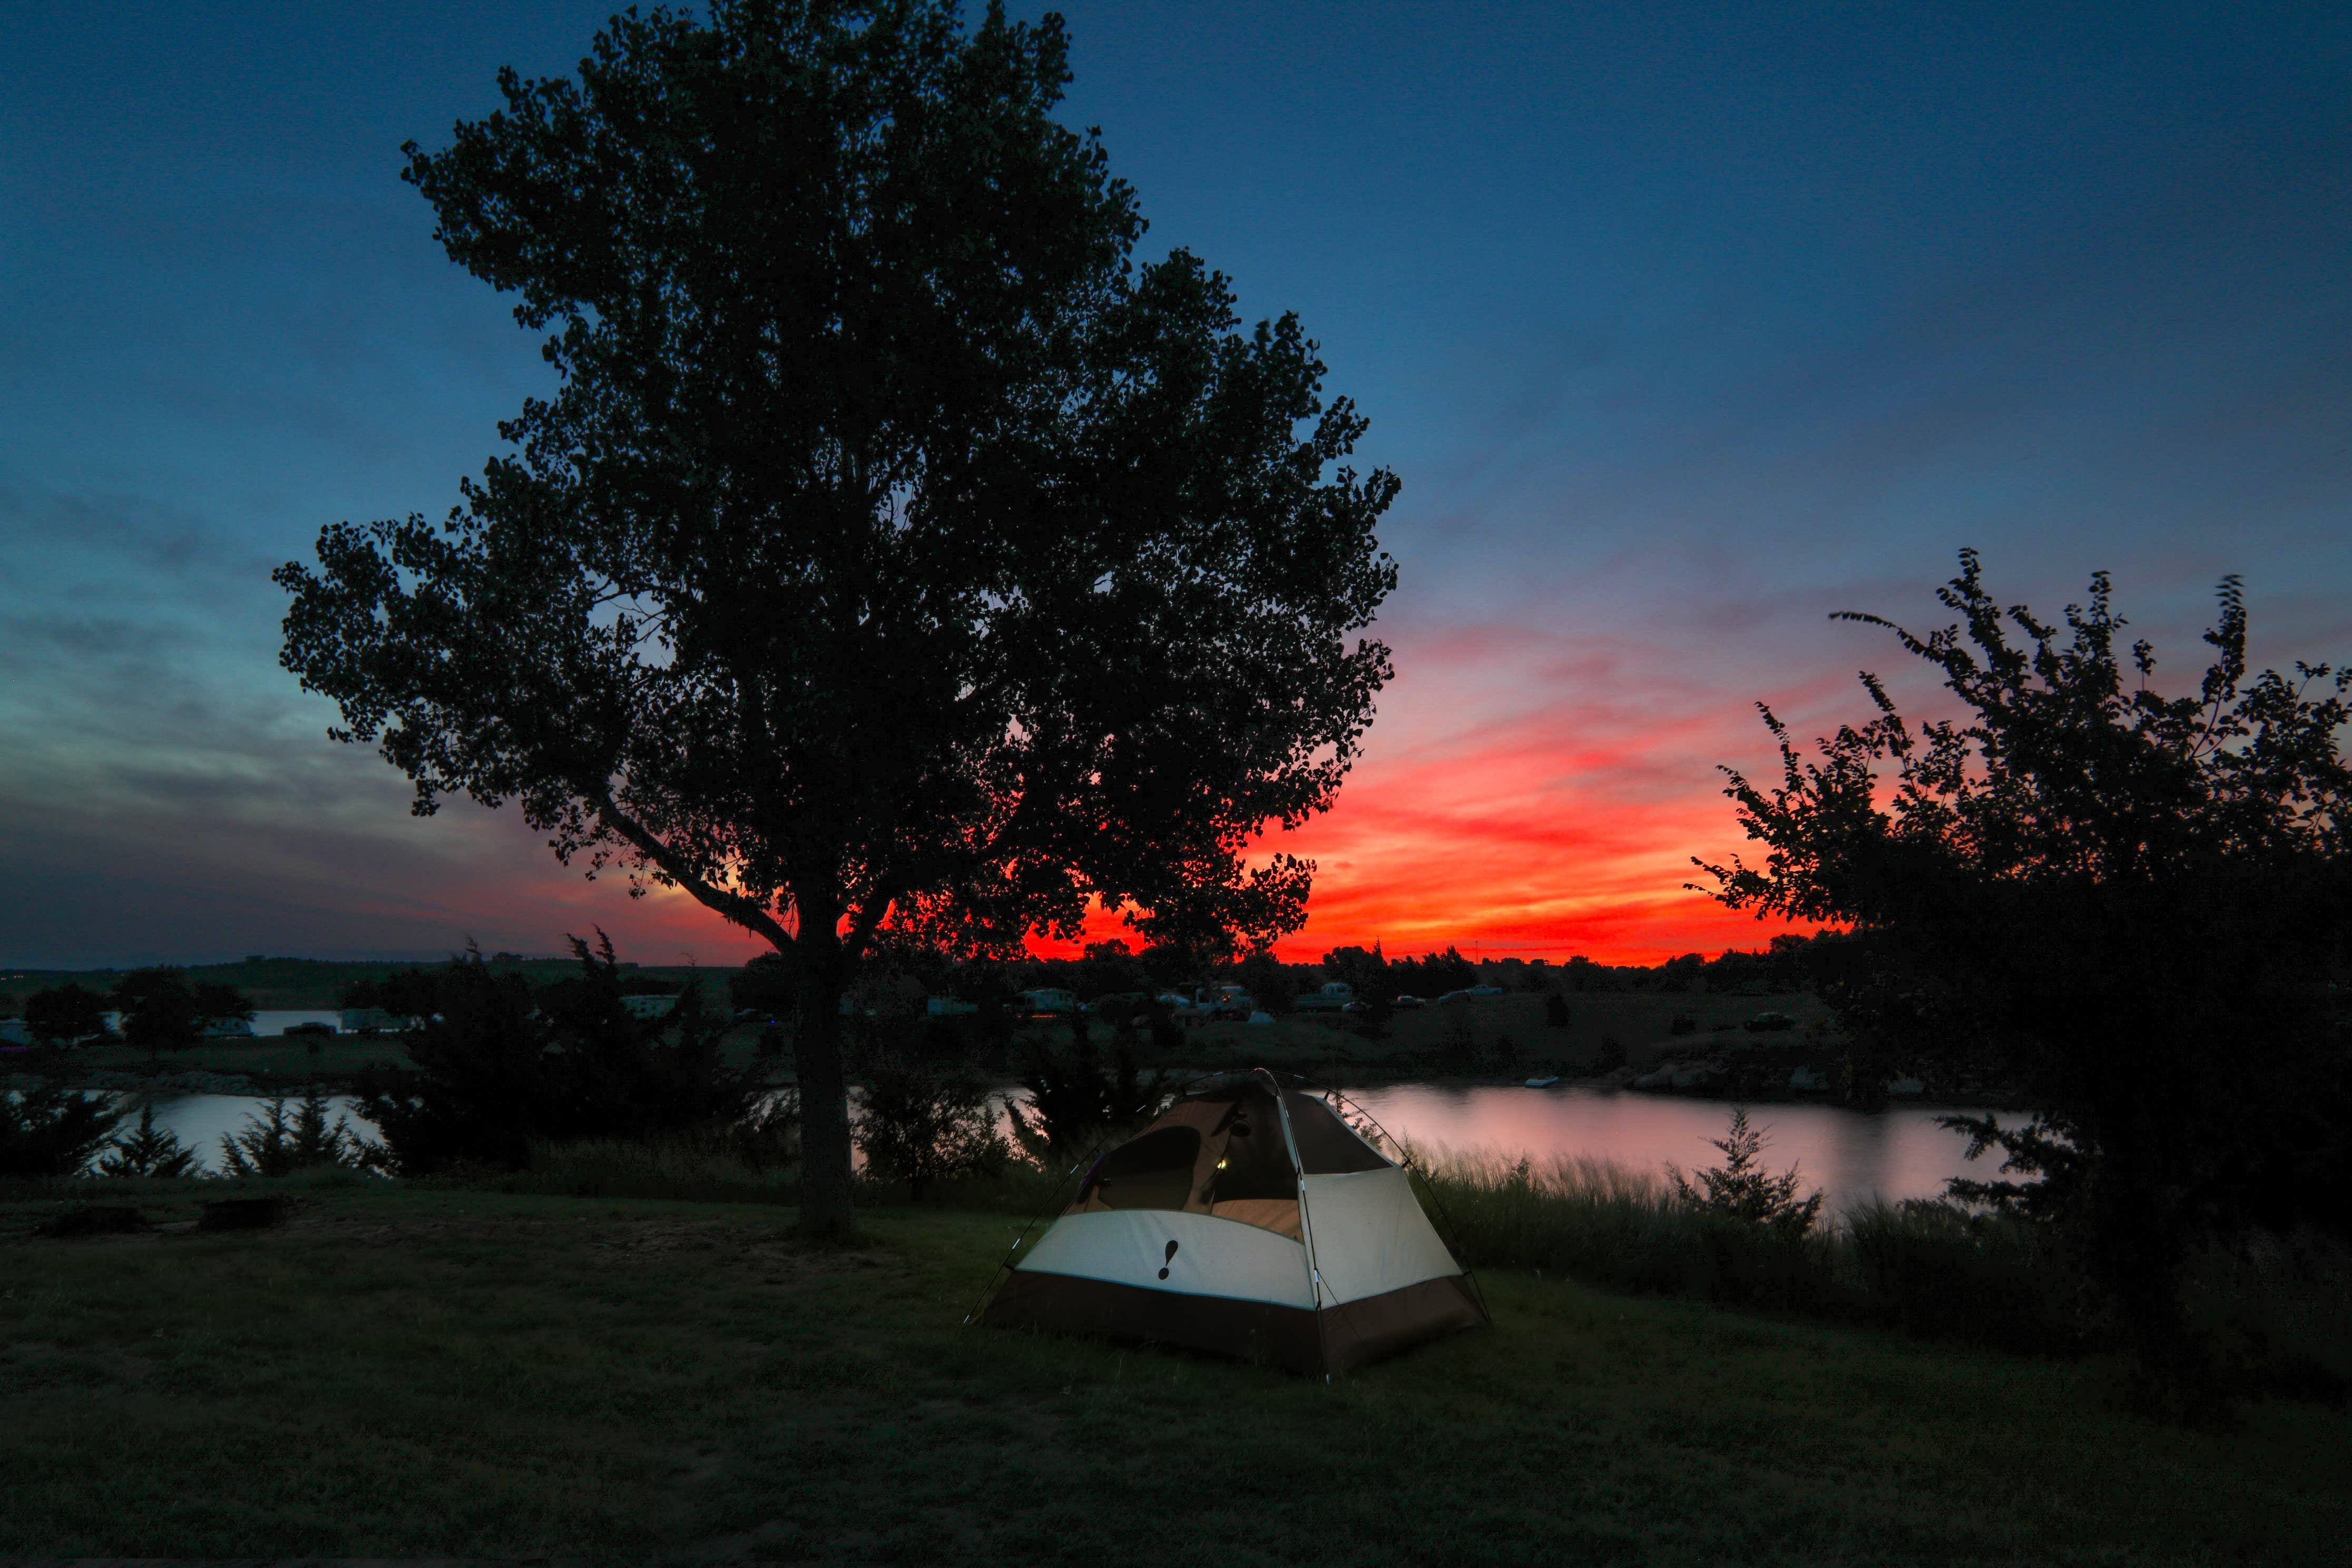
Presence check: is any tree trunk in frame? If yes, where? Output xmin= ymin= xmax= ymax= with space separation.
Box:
xmin=792 ymin=919 xmax=858 ymax=1238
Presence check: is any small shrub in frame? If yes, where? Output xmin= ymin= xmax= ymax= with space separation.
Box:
xmin=1594 ymin=1033 xmax=1626 ymax=1072
xmin=1669 ymin=1013 xmax=1698 ymax=1036
xmin=1543 ymin=993 xmax=1571 ymax=1028
xmin=96 ymin=1105 xmax=201 ymax=1179
xmin=1489 ymin=1032 xmax=1525 ymax=1070
xmin=1668 ymin=1108 xmax=1824 ymax=1238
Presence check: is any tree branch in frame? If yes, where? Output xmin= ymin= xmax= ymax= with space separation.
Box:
xmin=586 ymin=786 xmax=797 ymax=953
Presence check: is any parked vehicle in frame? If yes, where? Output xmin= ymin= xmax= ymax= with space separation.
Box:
xmin=1291 ymin=982 xmax=1356 ymax=1013
xmin=1018 ymin=987 xmax=1079 ymax=1016
xmin=1743 ymin=1011 xmax=1798 ymax=1032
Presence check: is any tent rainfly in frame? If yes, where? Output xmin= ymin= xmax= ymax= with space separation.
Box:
xmin=977 ymin=1071 xmax=1486 ymax=1374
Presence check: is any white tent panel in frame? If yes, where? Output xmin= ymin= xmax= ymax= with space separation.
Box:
xmin=1300 ymin=1167 xmax=1463 ymax=1307
xmin=1018 ymin=1208 xmax=1316 ymax=1309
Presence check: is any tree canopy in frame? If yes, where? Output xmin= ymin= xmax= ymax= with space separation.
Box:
xmin=1697 ymin=551 xmax=2351 ymax=1401
xmin=275 ymin=1 xmax=1397 ymax=1230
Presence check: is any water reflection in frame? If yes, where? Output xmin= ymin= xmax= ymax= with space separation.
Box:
xmin=133 ymin=1085 xmax=2022 ymax=1207
xmin=1346 ymin=1085 xmax=2018 ymax=1214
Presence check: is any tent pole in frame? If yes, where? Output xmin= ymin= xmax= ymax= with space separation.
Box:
xmin=1257 ymin=1067 xmax=1330 ymax=1378
xmin=1316 ymin=1081 xmax=1494 ymax=1326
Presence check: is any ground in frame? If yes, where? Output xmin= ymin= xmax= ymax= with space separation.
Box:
xmin=3 ymin=1182 xmax=2344 ymax=1563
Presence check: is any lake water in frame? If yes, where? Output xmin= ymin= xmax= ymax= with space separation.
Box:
xmin=1344 ymin=1085 xmax=2018 ymax=1214
xmin=131 ymin=1084 xmax=2020 ymax=1207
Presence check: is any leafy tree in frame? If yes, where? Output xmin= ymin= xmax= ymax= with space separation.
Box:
xmin=112 ymin=969 xmax=201 ymax=1061
xmin=97 ymin=1105 xmax=202 ymax=1178
xmin=274 ymin=1 xmax=1396 ymax=1234
xmin=23 ymin=983 xmax=109 ymax=1047
xmin=1695 ymin=553 xmax=2352 ymax=1402
xmin=0 ymin=1085 xmax=126 ymax=1177
xmin=354 ymin=935 xmax=761 ymax=1175
xmin=1668 ymin=1108 xmax=1824 ymax=1238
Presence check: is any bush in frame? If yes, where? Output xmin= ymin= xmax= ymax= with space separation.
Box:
xmin=219 ymin=1090 xmax=368 ymax=1178
xmin=1667 ymin=1108 xmax=1824 ymax=1238
xmin=1005 ymin=1017 xmax=1173 ymax=1162
xmin=1543 ymin=993 xmax=1571 ymax=1028
xmin=354 ymin=934 xmax=766 ymax=1175
xmin=1594 ymin=1033 xmax=1626 ymax=1072
xmin=0 ymin=1085 xmax=126 ymax=1177
xmin=96 ymin=1105 xmax=201 ymax=1179
xmin=854 ymin=1038 xmax=1006 ymax=1199
xmin=1669 ymin=1013 xmax=1698 ymax=1036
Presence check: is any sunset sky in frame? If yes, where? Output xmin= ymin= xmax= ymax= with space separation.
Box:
xmin=5 ymin=3 xmax=2348 ymax=969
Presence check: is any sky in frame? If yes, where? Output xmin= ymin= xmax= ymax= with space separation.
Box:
xmin=4 ymin=2 xmax=2348 ymax=969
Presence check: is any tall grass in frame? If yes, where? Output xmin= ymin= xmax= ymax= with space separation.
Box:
xmin=1416 ymin=1148 xmax=2075 ymax=1355
xmin=1413 ymin=1148 xmax=2351 ymax=1387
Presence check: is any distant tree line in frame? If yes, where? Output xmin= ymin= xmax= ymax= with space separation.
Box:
xmin=13 ymin=971 xmax=254 ymax=1058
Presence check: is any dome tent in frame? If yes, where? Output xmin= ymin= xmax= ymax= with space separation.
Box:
xmin=976 ymin=1070 xmax=1486 ymax=1374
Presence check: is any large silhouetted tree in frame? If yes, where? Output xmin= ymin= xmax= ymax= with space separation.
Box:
xmin=275 ymin=1 xmax=1397 ymax=1234
xmin=1696 ymin=551 xmax=2351 ymax=1406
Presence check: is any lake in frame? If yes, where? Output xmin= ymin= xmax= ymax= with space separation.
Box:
xmin=1344 ymin=1084 xmax=2018 ymax=1214
xmin=135 ymin=1084 xmax=2020 ymax=1209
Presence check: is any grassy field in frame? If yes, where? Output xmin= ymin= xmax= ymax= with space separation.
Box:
xmin=4 ymin=1178 xmax=2346 ymax=1563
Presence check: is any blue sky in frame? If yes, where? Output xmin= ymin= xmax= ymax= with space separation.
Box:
xmin=4 ymin=2 xmax=2347 ymax=967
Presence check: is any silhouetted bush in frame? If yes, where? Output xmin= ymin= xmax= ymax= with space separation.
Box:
xmin=0 ymin=1085 xmax=126 ymax=1178
xmin=1006 ymin=1016 xmax=1172 ymax=1161
xmin=354 ymin=934 xmax=765 ymax=1175
xmin=1667 ymin=1108 xmax=1824 ymax=1238
xmin=1543 ymin=993 xmax=1571 ymax=1028
xmin=96 ymin=1105 xmax=201 ymax=1178
xmin=853 ymin=1044 xmax=1006 ymax=1200
xmin=220 ymin=1090 xmax=367 ymax=1178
